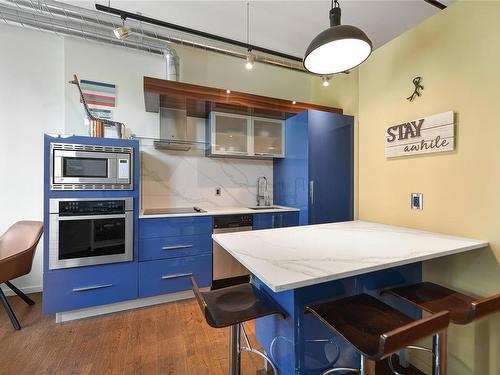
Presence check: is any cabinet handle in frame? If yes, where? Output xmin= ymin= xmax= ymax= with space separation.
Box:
xmin=161 ymin=245 xmax=193 ymax=251
xmin=309 ymin=180 xmax=315 ymax=205
xmin=161 ymin=273 xmax=193 ymax=280
xmin=73 ymin=284 xmax=113 ymax=292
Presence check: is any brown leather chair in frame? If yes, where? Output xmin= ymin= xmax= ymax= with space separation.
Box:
xmin=0 ymin=221 xmax=43 ymax=330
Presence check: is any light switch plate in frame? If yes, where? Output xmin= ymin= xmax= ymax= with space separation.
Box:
xmin=411 ymin=193 xmax=423 ymax=210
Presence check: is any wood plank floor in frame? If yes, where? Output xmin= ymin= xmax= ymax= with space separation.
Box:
xmin=0 ymin=293 xmax=265 ymax=375
xmin=0 ymin=293 xmax=426 ymax=375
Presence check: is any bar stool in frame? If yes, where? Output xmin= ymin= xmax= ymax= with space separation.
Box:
xmin=382 ymin=282 xmax=500 ymax=375
xmin=190 ymin=277 xmax=286 ymax=375
xmin=305 ymin=293 xmax=450 ymax=375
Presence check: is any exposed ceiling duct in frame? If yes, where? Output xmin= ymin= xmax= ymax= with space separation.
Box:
xmin=0 ymin=0 xmax=305 ymax=73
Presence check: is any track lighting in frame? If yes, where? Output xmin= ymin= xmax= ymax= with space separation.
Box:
xmin=322 ymin=76 xmax=330 ymax=87
xmin=304 ymin=0 xmax=372 ymax=74
xmin=113 ymin=15 xmax=130 ymax=39
xmin=245 ymin=52 xmax=255 ymax=70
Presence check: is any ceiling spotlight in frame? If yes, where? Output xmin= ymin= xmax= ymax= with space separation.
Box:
xmin=304 ymin=0 xmax=372 ymax=74
xmin=292 ymin=100 xmax=297 ymax=105
xmin=245 ymin=52 xmax=255 ymax=70
xmin=226 ymin=89 xmax=231 ymax=94
xmin=322 ymin=76 xmax=330 ymax=87
xmin=113 ymin=15 xmax=130 ymax=39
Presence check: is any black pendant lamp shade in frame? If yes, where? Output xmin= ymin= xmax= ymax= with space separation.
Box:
xmin=304 ymin=1 xmax=372 ymax=74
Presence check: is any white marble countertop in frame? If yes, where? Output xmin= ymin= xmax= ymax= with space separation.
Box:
xmin=139 ymin=205 xmax=299 ymax=219
xmin=212 ymin=220 xmax=488 ymax=292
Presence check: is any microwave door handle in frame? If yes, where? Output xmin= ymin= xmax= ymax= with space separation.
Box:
xmin=57 ymin=214 xmax=127 ymax=221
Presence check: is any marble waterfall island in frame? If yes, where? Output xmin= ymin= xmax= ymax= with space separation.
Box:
xmin=212 ymin=220 xmax=488 ymax=374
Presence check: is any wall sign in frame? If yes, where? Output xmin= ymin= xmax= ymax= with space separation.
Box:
xmin=385 ymin=111 xmax=454 ymax=158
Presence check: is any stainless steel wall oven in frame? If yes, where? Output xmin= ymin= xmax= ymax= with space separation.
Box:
xmin=49 ymin=198 xmax=134 ymax=269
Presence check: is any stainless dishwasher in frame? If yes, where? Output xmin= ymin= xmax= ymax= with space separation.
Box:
xmin=212 ymin=214 xmax=252 ymax=290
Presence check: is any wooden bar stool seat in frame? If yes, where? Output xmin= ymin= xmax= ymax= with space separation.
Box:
xmin=382 ymin=282 xmax=500 ymax=375
xmin=306 ymin=293 xmax=450 ymax=375
xmin=191 ymin=277 xmax=286 ymax=375
xmin=382 ymin=282 xmax=500 ymax=325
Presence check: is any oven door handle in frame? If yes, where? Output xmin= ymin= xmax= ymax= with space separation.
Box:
xmin=72 ymin=284 xmax=113 ymax=292
xmin=57 ymin=214 xmax=128 ymax=221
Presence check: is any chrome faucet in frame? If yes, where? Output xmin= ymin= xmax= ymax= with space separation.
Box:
xmin=257 ymin=176 xmax=270 ymax=206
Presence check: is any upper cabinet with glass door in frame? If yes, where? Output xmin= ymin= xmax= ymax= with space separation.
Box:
xmin=252 ymin=117 xmax=285 ymax=158
xmin=209 ymin=112 xmax=252 ymax=157
xmin=207 ymin=111 xmax=285 ymax=159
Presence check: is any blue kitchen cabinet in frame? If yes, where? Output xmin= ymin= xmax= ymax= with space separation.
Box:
xmin=138 ymin=254 xmax=212 ymax=298
xmin=43 ymin=262 xmax=138 ymax=314
xmin=273 ymin=110 xmax=354 ymax=225
xmin=138 ymin=216 xmax=213 ymax=298
xmin=253 ymin=211 xmax=299 ymax=230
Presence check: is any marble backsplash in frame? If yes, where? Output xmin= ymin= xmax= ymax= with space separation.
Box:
xmin=141 ymin=144 xmax=273 ymax=209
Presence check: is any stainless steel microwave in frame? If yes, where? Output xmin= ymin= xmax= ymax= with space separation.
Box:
xmin=50 ymin=142 xmax=133 ymax=190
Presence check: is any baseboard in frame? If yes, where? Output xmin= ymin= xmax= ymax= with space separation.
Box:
xmin=55 ymin=290 xmax=197 ymax=323
xmin=1 ymin=284 xmax=42 ymax=296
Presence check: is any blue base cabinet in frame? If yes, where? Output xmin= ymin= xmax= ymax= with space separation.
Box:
xmin=253 ymin=211 xmax=300 ymax=230
xmin=138 ymin=216 xmax=213 ymax=298
xmin=138 ymin=254 xmax=212 ymax=298
xmin=43 ymin=262 xmax=138 ymax=314
xmin=273 ymin=110 xmax=354 ymax=225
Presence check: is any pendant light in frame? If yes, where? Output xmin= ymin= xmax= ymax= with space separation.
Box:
xmin=304 ymin=0 xmax=372 ymax=74
xmin=244 ymin=2 xmax=255 ymax=70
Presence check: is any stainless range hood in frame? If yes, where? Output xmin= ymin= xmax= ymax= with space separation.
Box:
xmin=154 ymin=108 xmax=195 ymax=151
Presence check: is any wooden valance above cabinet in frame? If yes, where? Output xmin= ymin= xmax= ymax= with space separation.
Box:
xmin=144 ymin=76 xmax=343 ymax=120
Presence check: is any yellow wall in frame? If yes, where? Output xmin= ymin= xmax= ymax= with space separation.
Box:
xmin=358 ymin=2 xmax=500 ymax=374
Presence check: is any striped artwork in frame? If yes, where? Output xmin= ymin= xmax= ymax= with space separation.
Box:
xmin=80 ymin=79 xmax=116 ymax=108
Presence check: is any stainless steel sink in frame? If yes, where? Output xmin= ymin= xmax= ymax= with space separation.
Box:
xmin=248 ymin=206 xmax=282 ymax=210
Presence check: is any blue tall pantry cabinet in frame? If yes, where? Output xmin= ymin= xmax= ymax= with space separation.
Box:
xmin=273 ymin=110 xmax=354 ymax=225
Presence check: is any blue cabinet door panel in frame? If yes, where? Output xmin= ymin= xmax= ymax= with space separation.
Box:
xmin=139 ymin=234 xmax=212 ymax=261
xmin=253 ymin=213 xmax=274 ymax=230
xmin=139 ymin=216 xmax=212 ymax=238
xmin=43 ymin=262 xmax=138 ymax=314
xmin=253 ymin=212 xmax=299 ymax=230
xmin=308 ymin=111 xmax=354 ymax=224
xmin=138 ymin=254 xmax=212 ymax=298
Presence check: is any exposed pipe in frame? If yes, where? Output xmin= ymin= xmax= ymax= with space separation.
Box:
xmin=0 ymin=0 xmax=305 ymax=73
xmin=163 ymin=47 xmax=179 ymax=81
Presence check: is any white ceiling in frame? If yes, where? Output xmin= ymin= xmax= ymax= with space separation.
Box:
xmin=67 ymin=1 xmax=451 ymax=58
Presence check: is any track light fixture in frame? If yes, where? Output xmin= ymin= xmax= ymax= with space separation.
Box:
xmin=304 ymin=0 xmax=372 ymax=74
xmin=113 ymin=15 xmax=130 ymax=39
xmin=245 ymin=51 xmax=255 ymax=70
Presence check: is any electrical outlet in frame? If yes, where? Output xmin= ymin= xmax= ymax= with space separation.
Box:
xmin=215 ymin=187 xmax=221 ymax=197
xmin=411 ymin=193 xmax=423 ymax=210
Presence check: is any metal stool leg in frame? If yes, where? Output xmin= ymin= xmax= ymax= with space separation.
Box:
xmin=432 ymin=331 xmax=448 ymax=375
xmin=240 ymin=323 xmax=279 ymax=375
xmin=0 ymin=287 xmax=21 ymax=330
xmin=229 ymin=324 xmax=241 ymax=375
xmin=5 ymin=281 xmax=35 ymax=305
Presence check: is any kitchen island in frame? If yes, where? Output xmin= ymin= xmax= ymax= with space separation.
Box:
xmin=212 ymin=220 xmax=488 ymax=374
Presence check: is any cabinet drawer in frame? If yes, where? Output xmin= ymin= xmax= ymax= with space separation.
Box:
xmin=139 ymin=234 xmax=211 ymax=261
xmin=139 ymin=216 xmax=212 ymax=239
xmin=138 ymin=254 xmax=212 ymax=298
xmin=43 ymin=262 xmax=137 ymax=314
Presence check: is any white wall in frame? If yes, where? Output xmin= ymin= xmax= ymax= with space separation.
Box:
xmin=1 ymin=26 xmax=330 ymax=293
xmin=0 ymin=25 xmax=65 ymax=293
